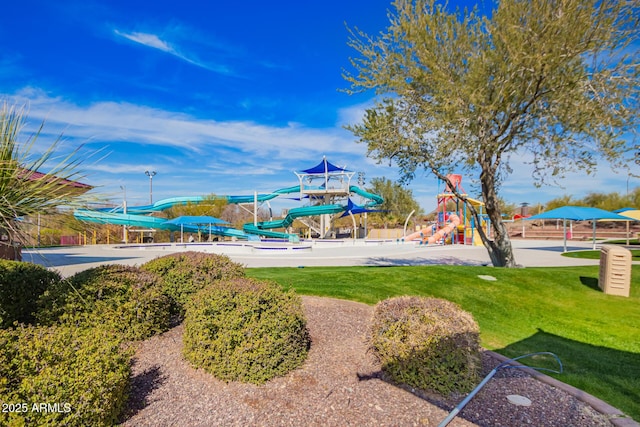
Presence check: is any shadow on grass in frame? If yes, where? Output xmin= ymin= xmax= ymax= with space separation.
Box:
xmin=579 ymin=275 xmax=600 ymax=291
xmin=364 ymin=256 xmax=487 ymax=267
xmin=357 ymin=329 xmax=640 ymax=424
xmin=497 ymin=329 xmax=640 ymax=421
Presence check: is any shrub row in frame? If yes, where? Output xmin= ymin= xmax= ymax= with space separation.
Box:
xmin=37 ymin=264 xmax=171 ymax=341
xmin=0 ymin=260 xmax=61 ymax=328
xmin=183 ymin=278 xmax=310 ymax=384
xmin=369 ymin=296 xmax=481 ymax=396
xmin=142 ymin=251 xmax=245 ymax=317
xmin=0 ymin=324 xmax=131 ymax=427
xmin=3 ymin=252 xmax=482 ymax=424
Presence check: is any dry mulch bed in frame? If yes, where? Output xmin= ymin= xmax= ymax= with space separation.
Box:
xmin=119 ymin=296 xmax=613 ymax=427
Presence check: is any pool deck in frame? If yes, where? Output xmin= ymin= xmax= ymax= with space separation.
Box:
xmin=22 ymin=238 xmax=628 ymax=278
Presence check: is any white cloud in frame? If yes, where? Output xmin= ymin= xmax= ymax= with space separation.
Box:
xmin=114 ymin=30 xmax=173 ymax=52
xmin=9 ymin=88 xmax=632 ymax=209
xmin=5 ymin=88 xmax=374 ymax=204
xmin=112 ymin=28 xmax=231 ymax=74
xmin=9 ymin=89 xmax=364 ymax=159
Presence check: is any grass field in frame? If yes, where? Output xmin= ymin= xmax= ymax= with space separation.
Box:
xmin=247 ymin=264 xmax=640 ymax=421
xmin=562 ymin=248 xmax=640 ymax=260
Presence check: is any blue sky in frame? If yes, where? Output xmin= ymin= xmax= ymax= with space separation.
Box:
xmin=1 ymin=0 xmax=636 ymax=213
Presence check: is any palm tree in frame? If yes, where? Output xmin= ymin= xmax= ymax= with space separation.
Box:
xmin=0 ymin=101 xmax=92 ymax=259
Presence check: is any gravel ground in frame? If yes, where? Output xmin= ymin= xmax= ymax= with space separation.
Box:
xmin=119 ymin=296 xmax=614 ymax=427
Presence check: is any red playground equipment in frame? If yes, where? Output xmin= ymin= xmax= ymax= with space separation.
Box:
xmin=404 ymin=174 xmax=486 ymax=245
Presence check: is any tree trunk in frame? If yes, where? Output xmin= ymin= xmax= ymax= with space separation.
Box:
xmin=479 ymin=166 xmax=518 ymax=267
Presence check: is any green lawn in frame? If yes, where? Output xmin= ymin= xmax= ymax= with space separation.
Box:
xmin=247 ymin=265 xmax=640 ymax=421
xmin=562 ymin=249 xmax=640 ymax=260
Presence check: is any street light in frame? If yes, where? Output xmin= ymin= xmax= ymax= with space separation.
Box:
xmin=144 ymin=170 xmax=157 ymax=204
xmin=120 ymin=185 xmax=128 ymax=243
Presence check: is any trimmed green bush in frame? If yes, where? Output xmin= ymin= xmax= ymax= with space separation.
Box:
xmin=0 ymin=324 xmax=132 ymax=427
xmin=0 ymin=260 xmax=61 ymax=328
xmin=37 ymin=264 xmax=171 ymax=341
xmin=183 ymin=278 xmax=310 ymax=384
xmin=142 ymin=251 xmax=245 ymax=316
xmin=369 ymin=296 xmax=481 ymax=396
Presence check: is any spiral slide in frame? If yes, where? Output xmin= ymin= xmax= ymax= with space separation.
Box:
xmin=244 ymin=185 xmax=384 ymax=236
xmin=404 ymin=214 xmax=461 ymax=244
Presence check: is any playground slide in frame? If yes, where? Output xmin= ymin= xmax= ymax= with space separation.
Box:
xmin=403 ymin=227 xmax=435 ymax=242
xmin=404 ymin=214 xmax=461 ymax=244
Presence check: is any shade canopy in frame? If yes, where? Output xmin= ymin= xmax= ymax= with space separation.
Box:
xmin=526 ymin=206 xmax=634 ymax=221
xmin=613 ymin=209 xmax=640 ymax=221
xmin=338 ymin=199 xmax=386 ymax=218
xmin=299 ymin=157 xmax=350 ymax=175
xmin=165 ymin=216 xmax=230 ymax=243
xmin=526 ymin=206 xmax=635 ymax=251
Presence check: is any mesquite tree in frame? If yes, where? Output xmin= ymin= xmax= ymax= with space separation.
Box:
xmin=344 ymin=0 xmax=639 ymax=267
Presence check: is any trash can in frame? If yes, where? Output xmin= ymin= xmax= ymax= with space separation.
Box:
xmin=599 ymin=245 xmax=632 ymax=297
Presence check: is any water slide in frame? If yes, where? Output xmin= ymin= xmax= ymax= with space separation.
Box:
xmin=349 ymin=185 xmax=384 ymax=207
xmin=244 ymin=185 xmax=384 ymax=235
xmin=404 ymin=214 xmax=461 ymax=244
xmin=73 ymin=209 xmax=251 ymax=240
xmin=74 ymin=185 xmax=383 ymax=240
xmin=243 ymin=203 xmax=347 ymax=236
xmin=96 ymin=186 xmax=301 ymax=215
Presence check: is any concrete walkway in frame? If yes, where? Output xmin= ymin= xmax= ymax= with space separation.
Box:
xmin=22 ymin=238 xmax=613 ymax=278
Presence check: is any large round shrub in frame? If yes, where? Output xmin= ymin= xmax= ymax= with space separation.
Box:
xmin=37 ymin=264 xmax=171 ymax=341
xmin=142 ymin=251 xmax=245 ymax=316
xmin=0 ymin=260 xmax=61 ymax=328
xmin=369 ymin=296 xmax=481 ymax=396
xmin=0 ymin=324 xmax=131 ymax=427
xmin=183 ymin=278 xmax=310 ymax=384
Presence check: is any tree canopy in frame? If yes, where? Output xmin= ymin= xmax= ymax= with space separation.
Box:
xmin=344 ymin=0 xmax=639 ymax=266
xmin=366 ymin=177 xmax=423 ymax=227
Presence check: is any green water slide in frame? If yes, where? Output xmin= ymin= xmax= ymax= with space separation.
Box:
xmin=73 ymin=209 xmax=253 ymax=240
xmin=243 ymin=204 xmax=347 ymax=236
xmin=74 ymin=184 xmax=382 ymax=241
xmin=349 ymin=185 xmax=384 ymax=206
xmin=242 ymin=185 xmax=383 ymax=237
xmin=100 ymin=186 xmax=301 ymax=215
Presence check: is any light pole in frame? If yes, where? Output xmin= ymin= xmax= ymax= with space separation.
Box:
xmin=357 ymin=172 xmax=367 ymax=239
xmin=145 ymin=170 xmax=157 ymax=204
xmin=120 ymin=185 xmax=128 ymax=243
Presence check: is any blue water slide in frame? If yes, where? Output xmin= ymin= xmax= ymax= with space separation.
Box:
xmin=73 ymin=209 xmax=254 ymax=240
xmin=75 ymin=185 xmax=383 ymax=241
xmin=243 ymin=186 xmax=384 ymax=236
xmin=100 ymin=186 xmax=303 ymax=214
xmin=349 ymin=185 xmax=384 ymax=207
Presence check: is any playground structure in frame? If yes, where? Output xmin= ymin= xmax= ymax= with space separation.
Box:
xmin=403 ymin=174 xmax=487 ymax=246
xmin=73 ymin=157 xmax=383 ymax=242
